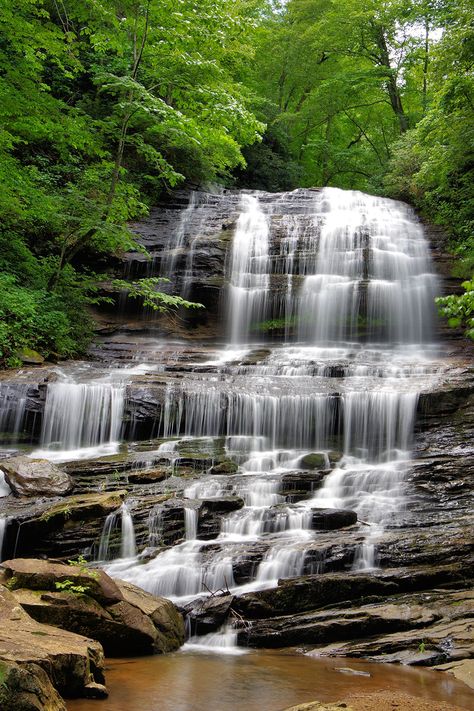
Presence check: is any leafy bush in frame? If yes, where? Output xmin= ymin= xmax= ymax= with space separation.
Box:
xmin=436 ymin=279 xmax=474 ymax=340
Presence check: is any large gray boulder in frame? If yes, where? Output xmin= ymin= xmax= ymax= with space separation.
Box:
xmin=1 ymin=457 xmax=73 ymax=497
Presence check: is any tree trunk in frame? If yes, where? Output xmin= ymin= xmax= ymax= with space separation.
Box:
xmin=374 ymin=26 xmax=408 ymax=133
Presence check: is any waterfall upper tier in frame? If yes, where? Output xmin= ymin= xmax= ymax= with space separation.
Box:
xmin=122 ymin=187 xmax=439 ymax=348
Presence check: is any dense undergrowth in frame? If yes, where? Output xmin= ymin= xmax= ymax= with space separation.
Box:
xmin=0 ymin=0 xmax=472 ymax=365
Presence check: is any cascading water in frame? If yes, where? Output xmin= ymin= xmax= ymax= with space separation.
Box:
xmin=228 ymin=194 xmax=271 ymax=344
xmin=40 ymin=380 xmax=124 ymax=450
xmin=103 ymin=187 xmax=441 ymax=623
xmin=97 ymin=503 xmax=137 ymax=561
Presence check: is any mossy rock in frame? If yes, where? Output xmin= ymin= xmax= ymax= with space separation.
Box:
xmin=15 ymin=348 xmax=45 ymax=365
xmin=208 ymin=460 xmax=238 ymax=475
xmin=300 ymin=453 xmax=327 ymax=470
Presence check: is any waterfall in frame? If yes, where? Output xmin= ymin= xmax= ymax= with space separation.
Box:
xmin=120 ymin=503 xmax=137 ymax=558
xmin=0 ymin=187 xmax=444 ymax=644
xmin=97 ymin=503 xmax=136 ymax=561
xmin=39 ymin=377 xmax=125 ymax=453
xmin=102 ymin=187 xmax=441 ymax=608
xmin=297 ymin=189 xmax=437 ymax=345
xmin=0 ymin=470 xmax=11 ymax=498
xmin=184 ymin=506 xmax=199 ymax=541
xmin=228 ymin=194 xmax=271 ymax=344
xmin=0 ymin=384 xmax=31 ymax=441
xmin=0 ymin=517 xmax=8 ymax=562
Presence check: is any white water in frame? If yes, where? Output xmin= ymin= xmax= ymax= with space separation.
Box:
xmin=98 ymin=503 xmax=137 ymax=561
xmin=0 ymin=516 xmax=8 ymax=562
xmin=228 ymin=194 xmax=271 ymax=344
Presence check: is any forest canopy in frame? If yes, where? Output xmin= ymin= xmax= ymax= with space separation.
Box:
xmin=0 ymin=0 xmax=472 ymax=362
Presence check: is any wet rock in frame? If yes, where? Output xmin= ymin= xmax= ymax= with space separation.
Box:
xmin=83 ymin=681 xmax=108 ymax=699
xmin=280 ymin=471 xmax=326 ymax=502
xmin=127 ymin=467 xmax=171 ymax=484
xmin=1 ymin=456 xmax=73 ymax=497
xmin=232 ymin=543 xmax=269 ymax=585
xmin=238 ymin=596 xmax=440 ymax=648
xmin=310 ymin=612 xmax=474 ymax=666
xmin=184 ymin=594 xmax=235 ymax=635
xmin=0 ymin=583 xmax=105 ymax=702
xmin=234 ymin=562 xmax=474 ymax=620
xmin=300 ymin=453 xmax=328 ymax=470
xmin=198 ymin=497 xmax=245 ymax=540
xmin=158 ymin=499 xmax=186 ymax=545
xmin=310 ymin=509 xmax=357 ymax=530
xmin=0 ymin=659 xmax=67 ymax=710
xmin=6 ymin=491 xmax=127 ymax=560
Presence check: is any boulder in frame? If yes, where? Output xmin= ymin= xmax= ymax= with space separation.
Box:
xmin=127 ymin=467 xmax=170 ymax=484
xmin=3 ymin=560 xmax=185 ymax=656
xmin=116 ymin=579 xmax=185 ymax=652
xmin=0 ymin=659 xmax=67 ymax=711
xmin=300 ymin=453 xmax=328 ymax=470
xmin=15 ymin=348 xmax=45 ymax=365
xmin=208 ymin=460 xmax=238 ymax=475
xmin=1 ymin=457 xmax=73 ymax=497
xmin=310 ymin=509 xmax=357 ymax=530
xmin=184 ymin=594 xmax=234 ymax=635
xmin=0 ymin=584 xmax=105 ymax=703
xmin=1 ymin=558 xmax=123 ymax=605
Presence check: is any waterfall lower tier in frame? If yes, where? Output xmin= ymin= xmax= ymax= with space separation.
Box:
xmin=40 ymin=379 xmax=125 ymax=451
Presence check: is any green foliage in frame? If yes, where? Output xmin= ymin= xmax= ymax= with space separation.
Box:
xmin=5 ymin=576 xmax=18 ymax=591
xmin=54 ymin=579 xmax=90 ymax=595
xmin=252 ymin=316 xmax=299 ymax=332
xmin=0 ymin=0 xmax=264 ymax=364
xmin=436 ymin=279 xmax=474 ymax=340
xmin=111 ymin=278 xmax=204 ymax=313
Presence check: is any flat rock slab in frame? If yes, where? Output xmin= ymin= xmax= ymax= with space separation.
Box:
xmin=311 ymin=508 xmax=357 ymax=530
xmin=1 ymin=456 xmax=73 ymax=497
xmin=434 ymin=658 xmax=474 ymax=690
xmin=2 ymin=558 xmax=124 ymax=605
